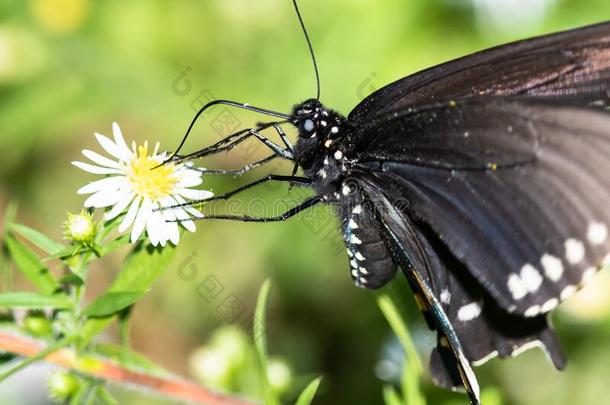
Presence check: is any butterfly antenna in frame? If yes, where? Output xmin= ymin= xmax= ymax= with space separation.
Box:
xmin=292 ymin=0 xmax=320 ymax=100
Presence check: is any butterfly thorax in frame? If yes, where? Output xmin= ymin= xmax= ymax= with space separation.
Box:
xmin=291 ymin=99 xmax=354 ymax=196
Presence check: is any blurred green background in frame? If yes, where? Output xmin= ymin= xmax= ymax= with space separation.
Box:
xmin=2 ymin=0 xmax=610 ymax=404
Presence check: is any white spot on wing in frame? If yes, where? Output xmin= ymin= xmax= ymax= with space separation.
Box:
xmin=587 ymin=222 xmax=608 ymax=245
xmin=352 ymin=205 xmax=362 ymax=214
xmin=520 ymin=264 xmax=543 ymax=293
xmin=508 ymin=273 xmax=527 ymax=300
xmin=359 ymin=266 xmax=368 ymax=275
xmin=541 ymin=298 xmax=559 ymax=312
xmin=457 ymin=302 xmax=482 ymax=322
xmin=334 ymin=150 xmax=343 ymax=160
xmin=511 ymin=340 xmax=544 ymax=358
xmin=541 ymin=254 xmax=564 ymax=282
xmin=471 ymin=351 xmax=499 ymax=367
xmin=565 ymin=238 xmax=585 ymax=265
xmin=524 ymin=305 xmax=541 ymax=317
xmin=346 ymin=249 xmax=353 ymax=258
xmin=440 ymin=289 xmax=451 ymax=305
xmin=581 ymin=267 xmax=597 ymax=285
xmin=350 ymin=234 xmax=362 ymax=244
xmin=354 ymin=251 xmax=365 ymax=261
xmin=560 ymin=285 xmax=577 ymax=301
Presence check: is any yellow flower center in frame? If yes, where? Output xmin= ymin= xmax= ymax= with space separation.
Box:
xmin=127 ymin=143 xmax=178 ymax=201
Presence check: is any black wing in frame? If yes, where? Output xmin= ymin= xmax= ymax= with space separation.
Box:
xmin=349 ymin=22 xmax=610 ymax=124
xmin=351 ymin=99 xmax=610 ymax=317
xmin=348 ymin=178 xmax=481 ymax=404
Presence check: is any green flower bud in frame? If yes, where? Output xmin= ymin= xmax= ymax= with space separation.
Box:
xmin=63 ymin=210 xmax=96 ymax=246
xmin=48 ymin=371 xmax=80 ymax=403
xmin=23 ymin=311 xmax=53 ymax=337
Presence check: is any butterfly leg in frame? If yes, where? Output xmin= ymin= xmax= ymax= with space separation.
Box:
xmin=194 ymin=195 xmax=323 ymax=223
xmin=192 ymin=154 xmax=278 ymax=176
xmin=160 ymin=174 xmax=311 ymax=212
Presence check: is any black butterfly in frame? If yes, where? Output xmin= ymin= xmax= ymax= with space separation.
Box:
xmin=164 ymin=3 xmax=610 ymax=403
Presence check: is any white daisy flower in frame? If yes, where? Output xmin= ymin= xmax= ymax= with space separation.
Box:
xmin=72 ymin=122 xmax=212 ymax=247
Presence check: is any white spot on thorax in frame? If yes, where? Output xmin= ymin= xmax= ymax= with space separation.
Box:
xmin=334 ymin=150 xmax=343 ymax=160
xmin=342 ymin=184 xmax=351 ymax=195
xmin=457 ymin=302 xmax=482 ymax=321
xmin=324 ymin=140 xmax=333 ymax=148
xmin=331 ymin=127 xmax=339 ymax=134
xmin=565 ymin=238 xmax=585 ymax=264
xmin=587 ymin=222 xmax=608 ymax=245
xmin=541 ymin=254 xmax=563 ymax=282
xmin=352 ymin=205 xmax=362 ymax=214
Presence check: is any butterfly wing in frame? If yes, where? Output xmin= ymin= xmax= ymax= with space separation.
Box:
xmin=350 ymin=99 xmax=610 ymax=317
xmin=346 ymin=177 xmax=481 ymax=404
xmin=349 ymin=22 xmax=610 ymax=124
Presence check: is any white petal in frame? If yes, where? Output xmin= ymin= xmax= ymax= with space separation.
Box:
xmin=95 ymin=133 xmax=130 ymax=162
xmin=81 ymin=149 xmax=123 ymax=169
xmin=72 ymin=161 xmax=122 ymax=175
xmin=119 ymin=196 xmax=141 ymax=233
xmin=146 ymin=207 xmax=167 ymax=247
xmin=84 ymin=188 xmax=127 ymax=208
xmin=131 ymin=198 xmax=151 ymax=243
xmin=178 ymin=188 xmax=214 ymax=200
xmin=104 ymin=192 xmax=135 ymax=221
xmin=173 ymin=194 xmax=204 ymax=219
xmin=176 ymin=175 xmax=203 ymax=188
xmin=112 ymin=122 xmax=133 ymax=160
xmin=166 ymin=196 xmax=197 ymax=231
xmin=77 ymin=176 xmax=126 ymax=195
xmin=167 ymin=221 xmax=180 ymax=245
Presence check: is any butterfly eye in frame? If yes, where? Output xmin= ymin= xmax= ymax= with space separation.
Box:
xmin=304 ymin=119 xmax=315 ymax=132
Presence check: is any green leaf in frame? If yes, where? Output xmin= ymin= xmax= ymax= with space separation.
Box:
xmin=9 ymin=223 xmax=65 ymax=256
xmin=0 ymin=292 xmax=71 ymax=309
xmin=83 ymin=291 xmax=142 ymax=317
xmin=5 ymin=233 xmax=56 ymax=294
xmin=295 ymin=377 xmax=322 ymax=405
xmin=253 ymin=279 xmax=277 ymax=405
xmin=81 ymin=242 xmax=177 ymax=345
xmin=382 ymin=385 xmax=403 ymax=405
xmin=109 ymin=242 xmax=177 ymax=293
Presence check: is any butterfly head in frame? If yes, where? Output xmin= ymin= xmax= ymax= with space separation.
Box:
xmin=292 ymin=99 xmax=348 ymax=152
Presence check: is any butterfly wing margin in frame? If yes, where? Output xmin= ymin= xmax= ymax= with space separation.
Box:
xmin=353 ymin=100 xmax=610 ymax=317
xmin=349 ymin=21 xmax=610 ymax=124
